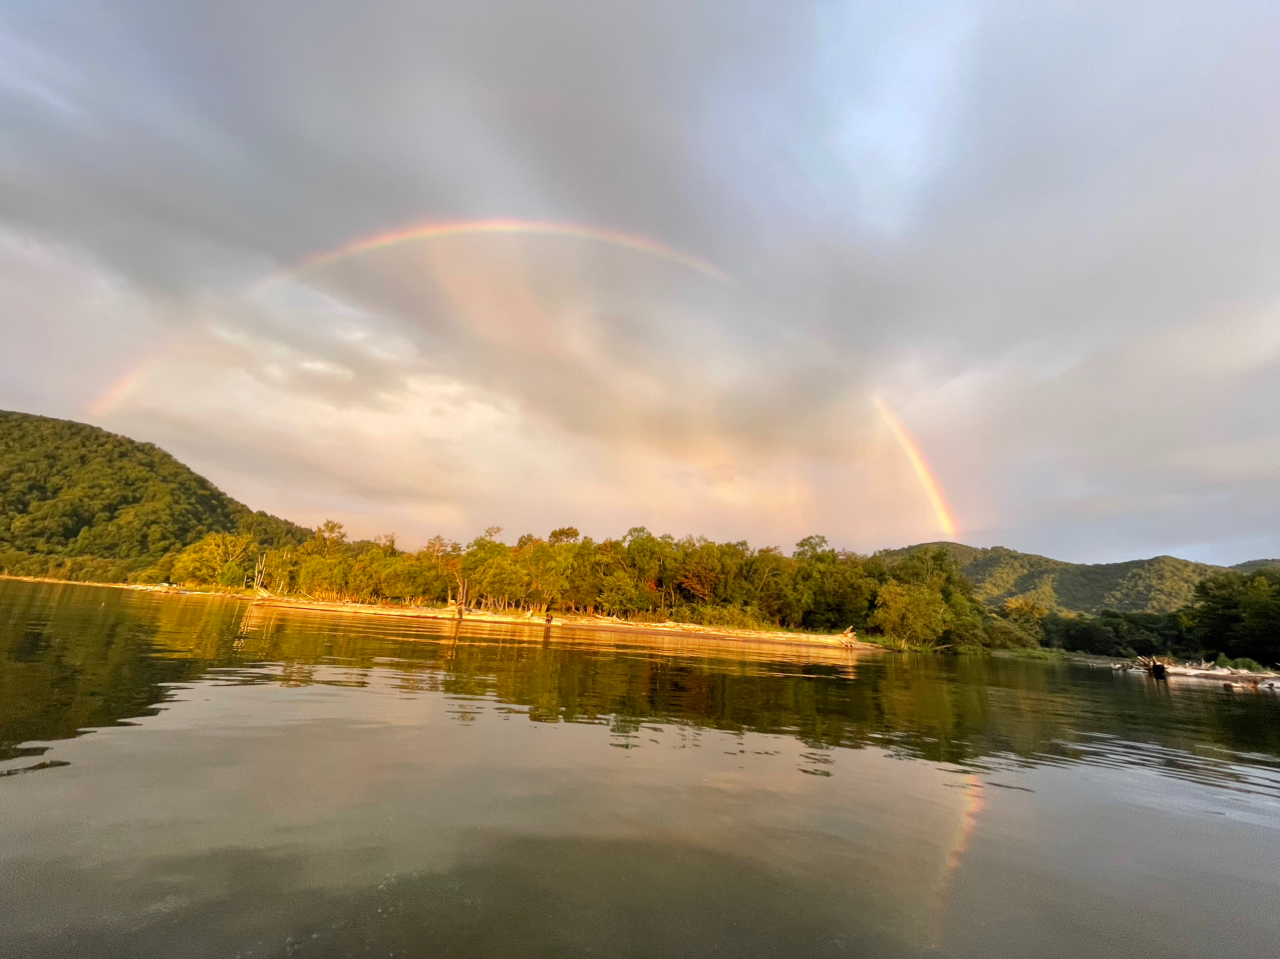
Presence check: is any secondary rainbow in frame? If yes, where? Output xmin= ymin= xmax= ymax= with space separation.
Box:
xmin=874 ymin=396 xmax=960 ymax=538
xmin=255 ymin=218 xmax=730 ymax=290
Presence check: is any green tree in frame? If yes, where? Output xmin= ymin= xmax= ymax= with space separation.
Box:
xmin=1191 ymin=570 xmax=1280 ymax=665
xmin=600 ymin=569 xmax=642 ymax=614
xmin=871 ymin=580 xmax=951 ymax=649
xmin=171 ymin=532 xmax=257 ymax=586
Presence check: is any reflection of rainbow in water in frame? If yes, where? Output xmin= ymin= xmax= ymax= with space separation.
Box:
xmin=874 ymin=396 xmax=959 ymax=539
xmin=924 ymin=771 xmax=985 ymax=949
xmin=940 ymin=773 xmax=985 ymax=891
xmin=254 ymin=217 xmax=730 ymax=290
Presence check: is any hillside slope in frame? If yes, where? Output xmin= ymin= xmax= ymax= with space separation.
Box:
xmin=883 ymin=542 xmax=1276 ymax=615
xmin=3 ymin=409 xmax=1276 ymax=602
xmin=0 ymin=410 xmax=307 ymax=581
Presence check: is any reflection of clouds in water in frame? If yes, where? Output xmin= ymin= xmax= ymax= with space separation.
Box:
xmin=3 ymin=839 xmax=921 ymax=959
xmin=0 ymin=664 xmax=992 ymax=957
xmin=6 ymin=587 xmax=1280 ymax=958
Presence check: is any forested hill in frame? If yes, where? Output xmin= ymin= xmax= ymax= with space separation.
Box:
xmin=882 ymin=542 xmax=1280 ymax=615
xmin=0 ymin=410 xmax=307 ymax=581
xmin=4 ymin=408 xmax=1277 ymax=616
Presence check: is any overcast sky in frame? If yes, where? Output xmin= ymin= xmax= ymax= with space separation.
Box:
xmin=2 ymin=0 xmax=1279 ymax=564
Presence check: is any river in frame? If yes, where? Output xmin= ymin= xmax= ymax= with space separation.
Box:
xmin=2 ymin=579 xmax=1278 ymax=958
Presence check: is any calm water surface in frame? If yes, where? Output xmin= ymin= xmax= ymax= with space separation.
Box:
xmin=2 ymin=580 xmax=1278 ymax=958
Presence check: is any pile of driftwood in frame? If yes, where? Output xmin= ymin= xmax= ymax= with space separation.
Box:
xmin=1113 ymin=655 xmax=1279 ymax=691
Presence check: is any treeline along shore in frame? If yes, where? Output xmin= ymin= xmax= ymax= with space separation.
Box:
xmin=146 ymin=524 xmax=995 ymax=651
xmin=0 ymin=523 xmax=1000 ymax=651
xmin=2 ymin=408 xmax=1279 ymax=663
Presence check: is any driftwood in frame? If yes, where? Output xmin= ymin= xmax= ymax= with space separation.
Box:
xmin=1114 ymin=655 xmax=1279 ymax=690
xmin=838 ymin=625 xmax=862 ymax=648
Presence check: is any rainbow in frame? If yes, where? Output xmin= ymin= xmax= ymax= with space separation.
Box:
xmin=88 ymin=219 xmax=727 ymax=419
xmin=874 ymin=396 xmax=959 ymax=538
xmin=255 ymin=218 xmax=730 ymax=290
xmin=87 ymin=357 xmax=158 ymax=418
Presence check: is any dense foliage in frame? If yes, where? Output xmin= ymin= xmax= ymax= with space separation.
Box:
xmin=166 ymin=522 xmax=1024 ymax=648
xmin=1185 ymin=568 xmax=1280 ymax=666
xmin=996 ymin=568 xmax=1280 ymax=667
xmin=1037 ymin=609 xmax=1197 ymax=660
xmin=0 ymin=410 xmax=307 ymax=581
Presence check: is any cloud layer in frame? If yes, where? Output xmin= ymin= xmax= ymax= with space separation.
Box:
xmin=2 ymin=1 xmax=1279 ymax=562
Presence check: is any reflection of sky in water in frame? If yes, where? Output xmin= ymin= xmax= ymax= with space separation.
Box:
xmin=2 ymin=581 xmax=1279 ymax=957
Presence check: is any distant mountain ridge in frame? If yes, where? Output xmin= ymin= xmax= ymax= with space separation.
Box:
xmin=883 ymin=542 xmax=1280 ymax=615
xmin=0 ymin=409 xmax=307 ymax=581
xmin=1231 ymin=558 xmax=1280 ymax=575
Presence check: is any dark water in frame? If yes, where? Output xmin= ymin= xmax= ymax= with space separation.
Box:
xmin=2 ymin=581 xmax=1278 ymax=959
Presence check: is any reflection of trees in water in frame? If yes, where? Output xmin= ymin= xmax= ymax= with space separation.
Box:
xmin=0 ymin=583 xmax=244 ymax=761
xmin=3 ymin=581 xmax=1279 ymax=777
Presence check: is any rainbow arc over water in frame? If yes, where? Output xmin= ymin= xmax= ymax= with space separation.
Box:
xmin=874 ymin=396 xmax=959 ymax=538
xmin=86 ymin=221 xmax=958 ymax=545
xmin=91 ymin=218 xmax=728 ymax=417
xmin=256 ymin=218 xmax=730 ymax=290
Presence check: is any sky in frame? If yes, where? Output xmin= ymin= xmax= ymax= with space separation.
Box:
xmin=2 ymin=0 xmax=1279 ymax=564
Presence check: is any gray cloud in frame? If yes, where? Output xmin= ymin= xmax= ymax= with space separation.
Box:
xmin=2 ymin=0 xmax=1279 ymax=560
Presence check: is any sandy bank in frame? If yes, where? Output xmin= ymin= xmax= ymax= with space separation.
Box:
xmin=250 ymin=595 xmax=884 ymax=654
xmin=0 ymin=574 xmax=883 ymax=655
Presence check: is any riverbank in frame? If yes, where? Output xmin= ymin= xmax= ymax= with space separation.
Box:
xmin=0 ymin=573 xmax=883 ymax=655
xmin=1129 ymin=661 xmax=1279 ymax=688
xmin=996 ymin=647 xmax=1279 ymax=689
xmin=250 ymin=594 xmax=884 ymax=653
